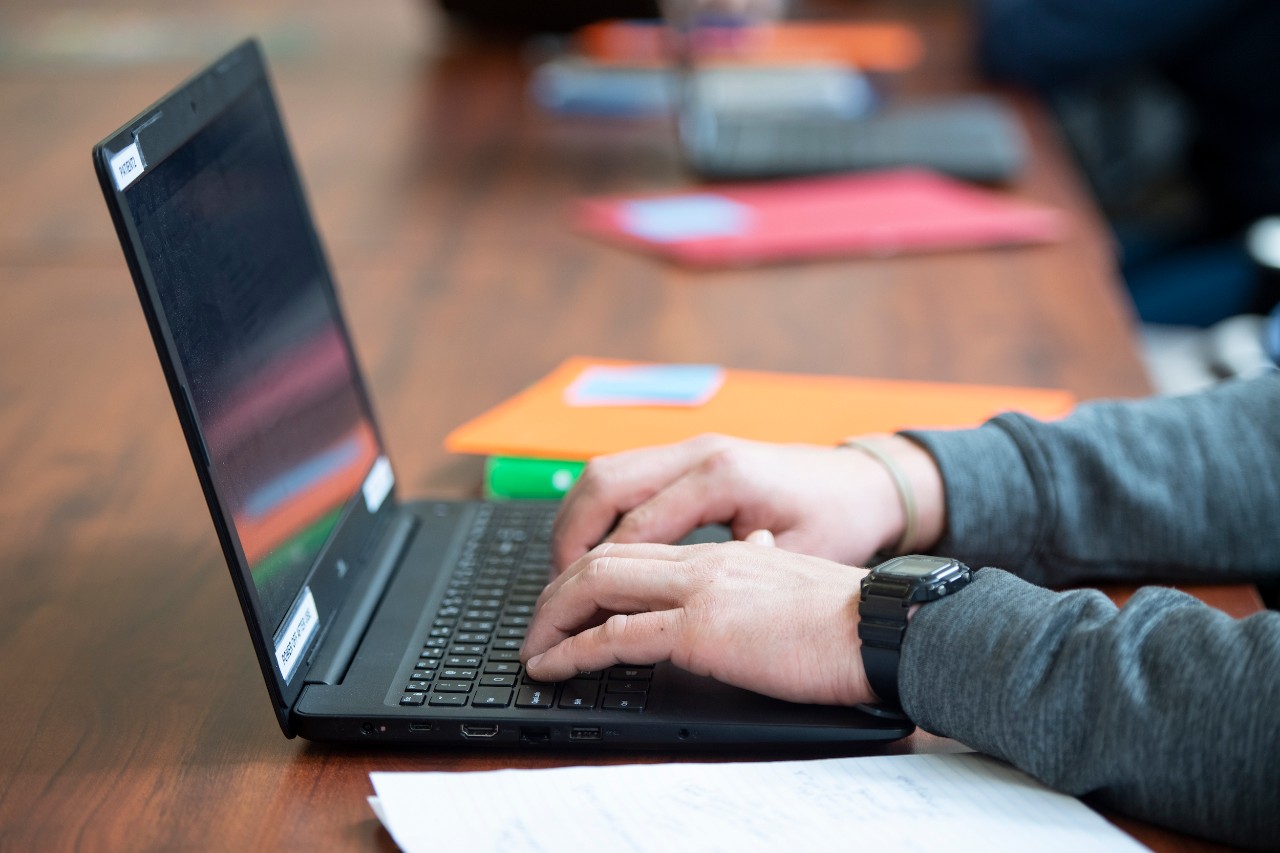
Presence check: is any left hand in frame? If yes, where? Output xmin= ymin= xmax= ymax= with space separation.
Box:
xmin=521 ymin=540 xmax=875 ymax=706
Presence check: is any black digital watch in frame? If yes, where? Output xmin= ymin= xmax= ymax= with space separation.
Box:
xmin=857 ymin=555 xmax=972 ymax=711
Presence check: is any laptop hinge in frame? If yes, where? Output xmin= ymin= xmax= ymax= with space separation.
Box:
xmin=305 ymin=512 xmax=417 ymax=685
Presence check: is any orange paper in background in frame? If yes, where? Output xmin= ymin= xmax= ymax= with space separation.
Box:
xmin=576 ymin=21 xmax=926 ymax=72
xmin=445 ymin=357 xmax=1076 ymax=461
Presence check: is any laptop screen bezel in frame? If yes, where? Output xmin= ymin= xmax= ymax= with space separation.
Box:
xmin=92 ymin=39 xmax=398 ymax=735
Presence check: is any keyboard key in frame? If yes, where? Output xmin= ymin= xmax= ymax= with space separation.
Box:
xmin=516 ymin=685 xmax=554 ymax=708
xmin=428 ymin=694 xmax=467 ymax=707
xmin=450 ymin=644 xmax=486 ymax=656
xmin=603 ymin=694 xmax=645 ymax=712
xmin=434 ymin=680 xmax=474 ymax=693
xmin=481 ymin=674 xmax=517 ymax=687
xmin=455 ymin=633 xmax=490 ymax=645
xmin=409 ymin=671 xmax=434 ymax=681
xmin=472 ymin=687 xmax=513 ymax=707
xmin=488 ymin=650 xmax=521 ymax=662
xmin=460 ymin=621 xmax=495 ymax=632
xmin=419 ymin=648 xmax=444 ymax=660
xmin=609 ymin=667 xmax=654 ymax=680
xmin=438 ymin=668 xmax=477 ymax=680
xmin=400 ymin=694 xmax=426 ymax=706
xmin=404 ymin=682 xmax=431 ymax=693
xmin=484 ymin=662 xmax=520 ymax=675
xmin=424 ymin=637 xmax=448 ymax=648
xmin=444 ymin=656 xmax=481 ymax=668
xmin=558 ymin=680 xmax=599 ymax=709
xmin=605 ymin=681 xmax=647 ymax=693
xmin=493 ymin=639 xmax=523 ymax=651
xmin=497 ymin=628 xmax=526 ymax=639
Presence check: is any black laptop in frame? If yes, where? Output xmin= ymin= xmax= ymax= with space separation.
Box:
xmin=93 ymin=39 xmax=911 ymax=748
xmin=666 ymin=21 xmax=1026 ymax=183
xmin=678 ymin=89 xmax=1030 ymax=184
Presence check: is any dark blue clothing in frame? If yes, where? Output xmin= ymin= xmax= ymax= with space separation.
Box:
xmin=980 ymin=0 xmax=1280 ymax=225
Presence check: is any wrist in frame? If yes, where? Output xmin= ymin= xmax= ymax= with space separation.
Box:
xmin=844 ymin=434 xmax=946 ymax=555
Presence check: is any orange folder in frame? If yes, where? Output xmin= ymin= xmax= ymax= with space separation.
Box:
xmin=444 ymin=357 xmax=1076 ymax=461
xmin=577 ymin=20 xmax=926 ymax=73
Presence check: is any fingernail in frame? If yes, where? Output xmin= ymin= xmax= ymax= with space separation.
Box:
xmin=746 ymin=529 xmax=775 ymax=547
xmin=527 ymin=654 xmax=544 ymax=669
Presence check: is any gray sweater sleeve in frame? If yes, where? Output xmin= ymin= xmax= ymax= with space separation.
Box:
xmin=896 ymin=373 xmax=1280 ymax=849
xmin=908 ymin=372 xmax=1280 ymax=587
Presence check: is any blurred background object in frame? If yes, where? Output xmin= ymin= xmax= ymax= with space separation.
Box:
xmin=437 ymin=0 xmax=659 ymax=33
xmin=977 ymin=0 xmax=1280 ymax=328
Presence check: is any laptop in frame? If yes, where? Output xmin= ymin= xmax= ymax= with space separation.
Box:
xmin=678 ymin=90 xmax=1030 ymax=184
xmin=666 ymin=17 xmax=1026 ymax=182
xmin=93 ymin=39 xmax=912 ymax=748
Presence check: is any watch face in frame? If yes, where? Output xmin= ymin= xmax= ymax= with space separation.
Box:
xmin=878 ymin=555 xmax=956 ymax=579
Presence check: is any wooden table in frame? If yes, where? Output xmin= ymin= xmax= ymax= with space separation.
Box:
xmin=0 ymin=0 xmax=1259 ymax=850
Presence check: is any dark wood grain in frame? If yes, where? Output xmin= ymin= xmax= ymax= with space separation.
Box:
xmin=0 ymin=0 xmax=1259 ymax=849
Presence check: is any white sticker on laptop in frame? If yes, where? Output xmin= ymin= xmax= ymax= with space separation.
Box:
xmin=362 ymin=455 xmax=394 ymax=513
xmin=275 ymin=587 xmax=319 ymax=684
xmin=109 ymin=142 xmax=145 ymax=191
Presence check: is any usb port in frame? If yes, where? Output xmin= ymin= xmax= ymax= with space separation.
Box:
xmin=460 ymin=724 xmax=500 ymax=738
xmin=408 ymin=722 xmax=433 ymax=733
xmin=569 ymin=726 xmax=601 ymax=741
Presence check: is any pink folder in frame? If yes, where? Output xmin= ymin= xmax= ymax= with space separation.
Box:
xmin=573 ymin=169 xmax=1065 ymax=268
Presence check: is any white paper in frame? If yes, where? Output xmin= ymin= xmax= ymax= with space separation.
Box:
xmin=369 ymin=752 xmax=1149 ymax=852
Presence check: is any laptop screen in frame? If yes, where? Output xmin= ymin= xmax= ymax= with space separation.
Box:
xmin=124 ymin=83 xmax=381 ymax=636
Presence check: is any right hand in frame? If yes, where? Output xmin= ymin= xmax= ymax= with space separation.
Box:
xmin=525 ymin=540 xmax=876 ymax=707
xmin=550 ymin=433 xmax=945 ymax=574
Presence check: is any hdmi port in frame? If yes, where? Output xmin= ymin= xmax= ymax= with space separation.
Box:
xmin=460 ymin=724 xmax=500 ymax=738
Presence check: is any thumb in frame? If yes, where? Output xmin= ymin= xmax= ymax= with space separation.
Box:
xmin=745 ymin=528 xmax=775 ymax=547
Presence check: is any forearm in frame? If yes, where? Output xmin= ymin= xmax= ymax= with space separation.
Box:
xmin=905 ymin=373 xmax=1280 ymax=587
xmin=900 ymin=569 xmax=1280 ymax=849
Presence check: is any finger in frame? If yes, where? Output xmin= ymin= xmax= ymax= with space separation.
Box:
xmin=551 ymin=436 xmax=732 ymax=572
xmin=604 ymin=450 xmax=747 ymax=545
xmin=524 ymin=610 xmax=683 ymax=681
xmin=745 ymin=528 xmax=775 ymax=547
xmin=525 ymin=551 xmax=695 ymax=654
xmin=535 ymin=541 xmax=689 ymax=611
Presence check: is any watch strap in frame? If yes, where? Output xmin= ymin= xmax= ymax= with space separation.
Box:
xmin=858 ymin=578 xmax=914 ymax=708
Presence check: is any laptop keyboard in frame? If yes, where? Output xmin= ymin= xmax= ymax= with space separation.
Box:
xmin=397 ymin=502 xmax=652 ymax=712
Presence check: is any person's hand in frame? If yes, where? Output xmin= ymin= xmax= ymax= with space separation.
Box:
xmin=551 ymin=433 xmax=945 ymax=574
xmin=522 ymin=540 xmax=875 ymax=706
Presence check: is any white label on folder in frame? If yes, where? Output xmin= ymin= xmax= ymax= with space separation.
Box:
xmin=275 ymin=587 xmax=318 ymax=684
xmin=109 ymin=142 xmax=144 ymax=191
xmin=362 ymin=455 xmax=394 ymax=514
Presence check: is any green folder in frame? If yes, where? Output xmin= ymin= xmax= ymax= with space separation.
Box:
xmin=483 ymin=456 xmax=585 ymax=500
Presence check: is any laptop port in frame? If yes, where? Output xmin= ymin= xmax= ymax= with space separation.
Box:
xmin=569 ymin=726 xmax=601 ymax=741
xmin=460 ymin=724 xmax=500 ymax=738
xmin=520 ymin=726 xmax=551 ymax=744
xmin=408 ymin=722 xmax=433 ymax=733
